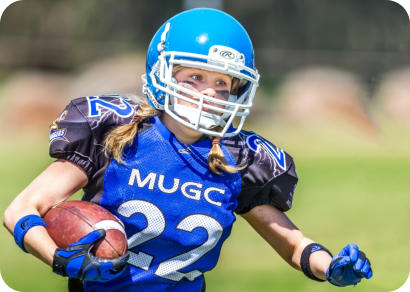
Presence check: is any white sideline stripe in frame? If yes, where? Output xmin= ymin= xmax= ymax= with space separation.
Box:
xmin=0 ymin=271 xmax=19 ymax=292
xmin=93 ymin=220 xmax=126 ymax=236
xmin=391 ymin=272 xmax=410 ymax=292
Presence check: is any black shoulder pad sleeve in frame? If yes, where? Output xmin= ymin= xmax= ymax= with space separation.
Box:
xmin=49 ymin=95 xmax=136 ymax=180
xmin=226 ymin=131 xmax=298 ymax=214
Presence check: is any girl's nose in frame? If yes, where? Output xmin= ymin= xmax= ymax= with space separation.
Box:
xmin=200 ymin=87 xmax=216 ymax=97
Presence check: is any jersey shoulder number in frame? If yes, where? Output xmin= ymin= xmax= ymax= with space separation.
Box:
xmin=87 ymin=95 xmax=134 ymax=118
xmin=245 ymin=132 xmax=286 ymax=170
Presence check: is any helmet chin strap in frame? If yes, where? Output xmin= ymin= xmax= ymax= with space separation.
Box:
xmin=167 ymin=81 xmax=235 ymax=130
xmin=172 ymin=103 xmax=226 ymax=130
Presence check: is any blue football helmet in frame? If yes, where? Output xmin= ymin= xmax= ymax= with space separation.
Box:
xmin=142 ymin=8 xmax=259 ymax=137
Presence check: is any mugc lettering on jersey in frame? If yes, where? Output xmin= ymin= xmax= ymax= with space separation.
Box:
xmin=128 ymin=168 xmax=225 ymax=207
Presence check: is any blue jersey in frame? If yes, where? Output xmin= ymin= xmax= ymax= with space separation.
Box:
xmin=49 ymin=95 xmax=298 ymax=291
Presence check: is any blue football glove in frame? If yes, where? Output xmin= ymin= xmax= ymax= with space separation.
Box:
xmin=52 ymin=229 xmax=129 ymax=282
xmin=326 ymin=243 xmax=373 ymax=287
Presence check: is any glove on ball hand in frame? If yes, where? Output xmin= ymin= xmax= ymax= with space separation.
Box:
xmin=53 ymin=229 xmax=129 ymax=282
xmin=326 ymin=243 xmax=372 ymax=287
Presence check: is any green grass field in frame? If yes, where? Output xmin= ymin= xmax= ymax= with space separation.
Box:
xmin=0 ymin=123 xmax=409 ymax=292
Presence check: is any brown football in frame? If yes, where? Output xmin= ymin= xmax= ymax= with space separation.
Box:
xmin=44 ymin=200 xmax=127 ymax=259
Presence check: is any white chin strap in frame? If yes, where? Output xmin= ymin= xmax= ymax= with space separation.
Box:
xmin=172 ymin=103 xmax=226 ymax=130
xmin=171 ymin=92 xmax=239 ymax=130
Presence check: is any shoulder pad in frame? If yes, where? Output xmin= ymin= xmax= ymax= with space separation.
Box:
xmin=232 ymin=131 xmax=298 ymax=213
xmin=49 ymin=95 xmax=138 ymax=177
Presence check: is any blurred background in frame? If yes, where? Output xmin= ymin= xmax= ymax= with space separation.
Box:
xmin=0 ymin=0 xmax=409 ymax=291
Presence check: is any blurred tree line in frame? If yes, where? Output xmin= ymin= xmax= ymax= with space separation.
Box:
xmin=0 ymin=0 xmax=409 ymax=82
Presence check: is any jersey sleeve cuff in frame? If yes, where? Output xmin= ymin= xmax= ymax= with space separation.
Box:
xmin=51 ymin=151 xmax=95 ymax=180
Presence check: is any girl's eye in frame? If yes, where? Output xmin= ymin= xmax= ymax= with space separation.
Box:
xmin=191 ymin=74 xmax=201 ymax=81
xmin=216 ymin=80 xmax=226 ymax=86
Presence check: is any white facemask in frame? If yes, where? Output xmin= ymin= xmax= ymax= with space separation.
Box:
xmin=143 ymin=47 xmax=259 ymax=137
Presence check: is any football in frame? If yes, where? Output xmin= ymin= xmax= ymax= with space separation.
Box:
xmin=43 ymin=200 xmax=128 ymax=259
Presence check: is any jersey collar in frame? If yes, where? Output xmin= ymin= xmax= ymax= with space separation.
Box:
xmin=152 ymin=115 xmax=213 ymax=150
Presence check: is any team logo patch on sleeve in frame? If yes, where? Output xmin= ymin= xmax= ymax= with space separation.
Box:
xmin=49 ymin=128 xmax=69 ymax=144
xmin=49 ymin=110 xmax=69 ymax=144
xmin=246 ymin=134 xmax=286 ymax=170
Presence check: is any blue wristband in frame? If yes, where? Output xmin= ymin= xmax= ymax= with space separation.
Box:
xmin=14 ymin=214 xmax=46 ymax=253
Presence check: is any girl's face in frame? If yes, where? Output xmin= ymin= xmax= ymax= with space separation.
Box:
xmin=173 ymin=67 xmax=233 ymax=110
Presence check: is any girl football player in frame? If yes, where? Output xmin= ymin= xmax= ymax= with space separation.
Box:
xmin=4 ymin=8 xmax=372 ymax=291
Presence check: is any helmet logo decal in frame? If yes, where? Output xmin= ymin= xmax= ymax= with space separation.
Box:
xmin=220 ymin=51 xmax=235 ymax=59
xmin=208 ymin=45 xmax=245 ymax=66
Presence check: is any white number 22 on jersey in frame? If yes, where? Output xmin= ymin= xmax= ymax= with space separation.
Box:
xmin=118 ymin=200 xmax=223 ymax=281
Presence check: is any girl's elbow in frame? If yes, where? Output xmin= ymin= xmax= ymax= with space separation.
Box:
xmin=2 ymin=198 xmax=31 ymax=233
xmin=3 ymin=205 xmax=15 ymax=234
